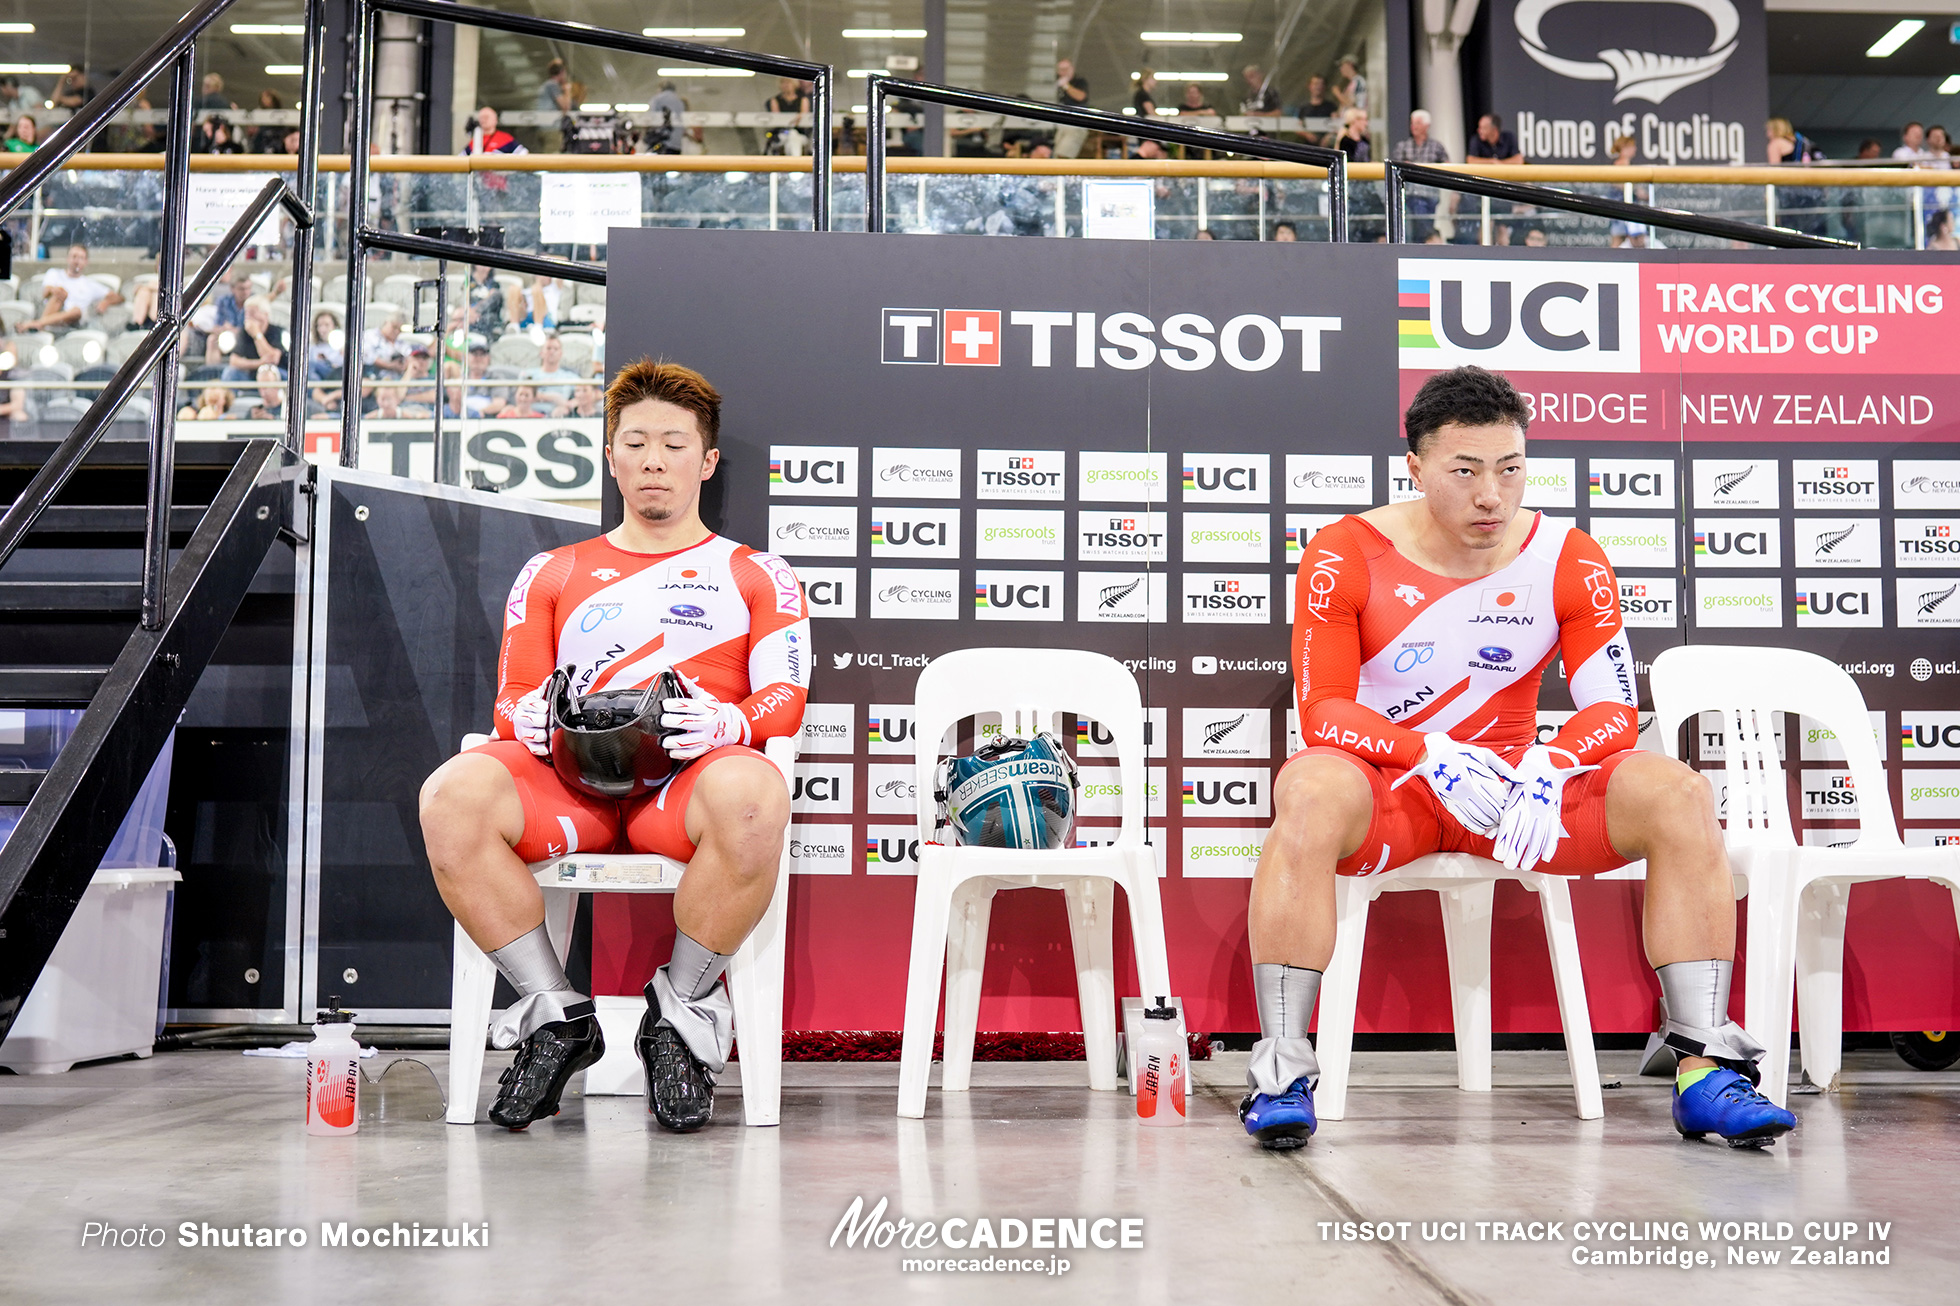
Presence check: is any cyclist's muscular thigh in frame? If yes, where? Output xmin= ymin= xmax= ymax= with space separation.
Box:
xmin=1272 ymin=751 xmax=1374 ymax=862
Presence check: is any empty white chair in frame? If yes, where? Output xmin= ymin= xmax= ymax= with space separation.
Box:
xmin=489 ymin=335 xmax=540 ymax=371
xmin=1315 ymin=851 xmax=1608 ymax=1121
xmin=897 ymin=647 xmax=1172 ymax=1119
xmin=558 ymin=335 xmax=594 ymax=374
xmin=445 ymin=733 xmax=796 ymax=1128
xmin=574 ymin=282 xmax=607 ymax=306
xmin=1651 ymin=644 xmax=1960 ymax=1105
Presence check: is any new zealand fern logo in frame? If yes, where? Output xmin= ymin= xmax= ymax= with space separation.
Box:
xmin=1099 ymin=579 xmax=1141 ymax=610
xmin=1516 ymin=0 xmax=1740 ymax=106
xmin=1812 ymin=525 xmax=1856 ymax=555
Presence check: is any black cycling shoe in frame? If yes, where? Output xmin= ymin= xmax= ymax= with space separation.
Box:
xmin=637 ymin=991 xmax=716 ymax=1132
xmin=488 ymin=1013 xmax=603 ymax=1130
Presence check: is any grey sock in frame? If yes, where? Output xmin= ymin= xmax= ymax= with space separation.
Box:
xmin=1247 ymin=963 xmax=1323 ymax=1096
xmin=667 ymin=929 xmax=732 ymax=1002
xmin=1255 ymin=963 xmax=1322 ymax=1039
xmin=1655 ymin=959 xmax=1767 ymax=1065
xmin=485 ymin=924 xmax=591 ymax=1048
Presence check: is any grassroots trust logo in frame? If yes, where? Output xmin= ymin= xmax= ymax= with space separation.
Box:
xmin=982 ymin=525 xmax=1058 ymax=543
xmin=1085 ymin=467 xmax=1160 ymax=486
xmin=1702 ymin=593 xmax=1775 ymax=608
xmin=1909 ymin=784 xmax=1960 ymax=803
xmin=1189 ymin=841 xmax=1262 ymax=861
xmin=1189 ymin=528 xmax=1263 ymax=544
xmin=1595 ymin=531 xmax=1670 ymax=547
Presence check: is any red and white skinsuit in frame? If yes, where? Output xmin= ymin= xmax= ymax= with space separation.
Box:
xmin=473 ymin=532 xmax=810 ymax=861
xmin=1287 ymin=512 xmax=1639 ymax=875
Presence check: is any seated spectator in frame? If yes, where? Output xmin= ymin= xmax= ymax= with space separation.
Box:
xmin=569 ymin=382 xmax=603 ymax=419
xmin=1894 ymin=122 xmax=1929 ymax=163
xmin=1241 ymin=65 xmax=1281 ymax=119
xmin=463 ymin=104 xmax=524 ymax=157
xmin=1468 ymin=113 xmax=1522 ymax=164
xmin=1177 ymin=83 xmax=1215 ymax=117
xmin=179 ymin=385 xmax=234 ymax=421
xmin=305 ymin=309 xmax=342 ymax=380
xmin=360 ymin=313 xmax=409 ymax=379
xmin=1856 ymin=138 xmax=1883 ymax=160
xmin=5 ymin=114 xmax=35 ymax=153
xmin=220 ymin=296 xmax=286 ymax=382
xmin=1523 ymin=228 xmax=1548 ymax=247
xmin=1336 ymin=107 xmax=1372 ymax=162
xmin=1926 ymin=125 xmax=1954 ymax=168
xmin=1295 ymin=75 xmax=1337 ymax=145
xmin=1929 ymin=209 xmax=1958 ymax=251
xmin=1272 ymin=221 xmax=1297 ymax=242
xmin=1132 ymin=69 xmax=1159 ymax=120
xmin=53 ymin=69 xmax=92 ymax=111
xmin=1392 ymin=109 xmax=1450 ymax=165
xmin=281 ymin=127 xmax=301 ymax=154
xmin=246 ymin=365 xmax=286 ymax=421
xmin=253 ymin=91 xmax=287 ymax=154
xmin=1766 ymin=117 xmax=1822 ymax=165
xmin=195 ymin=72 xmax=233 ymax=111
xmin=125 ymin=280 xmax=161 ymax=332
xmin=462 ymin=341 xmax=500 ymax=416
xmin=522 ymin=332 xmax=580 ymax=407
xmin=466 ymin=264 xmax=509 ymax=336
xmin=402 ymin=345 xmax=439 ymax=409
xmin=23 ymin=243 xmax=124 ymax=332
xmin=517 ymin=275 xmax=562 ymax=331
xmin=496 ymin=383 xmax=548 ymax=419
xmin=370 ymin=378 xmax=427 ymax=422
xmin=195 ymin=116 xmax=245 ymax=155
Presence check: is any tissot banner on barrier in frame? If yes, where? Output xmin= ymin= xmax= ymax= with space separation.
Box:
xmin=1486 ymin=0 xmax=1769 ymax=164
xmin=606 ymin=228 xmax=1959 ymax=1035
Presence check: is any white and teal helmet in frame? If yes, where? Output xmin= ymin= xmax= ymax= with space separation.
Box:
xmin=935 ymin=731 xmax=1079 ymax=849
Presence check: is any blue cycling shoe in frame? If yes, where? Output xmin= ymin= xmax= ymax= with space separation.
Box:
xmin=1240 ymin=1076 xmax=1316 ymax=1150
xmin=1672 ymin=1065 xmax=1797 ymax=1148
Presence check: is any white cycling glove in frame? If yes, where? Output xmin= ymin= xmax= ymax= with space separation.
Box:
xmin=660 ymin=695 xmax=751 ymax=759
xmin=1492 ymin=745 xmax=1597 ymax=873
xmin=512 ymin=683 xmax=551 ymax=757
xmin=1393 ymin=732 xmax=1517 ymax=836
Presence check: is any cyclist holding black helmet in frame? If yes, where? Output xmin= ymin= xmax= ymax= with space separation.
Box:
xmin=419 ymin=360 xmax=809 ymax=1134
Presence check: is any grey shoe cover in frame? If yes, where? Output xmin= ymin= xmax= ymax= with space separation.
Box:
xmin=649 ymin=964 xmax=735 ymax=1074
xmin=1246 ymin=1035 xmax=1321 ymax=1098
xmin=1661 ymin=1018 xmax=1768 ymax=1066
xmin=489 ymin=989 xmax=595 ymax=1050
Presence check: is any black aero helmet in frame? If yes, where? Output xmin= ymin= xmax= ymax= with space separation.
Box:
xmin=546 ymin=666 xmax=688 ymax=799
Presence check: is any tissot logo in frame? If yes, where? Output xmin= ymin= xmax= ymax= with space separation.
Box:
xmin=1183 ymin=573 xmax=1272 ymax=624
xmin=881 ymin=308 xmax=941 ymax=364
xmin=1800 ymin=769 xmax=1860 ymax=821
xmin=1078 ymin=511 xmax=1168 ymax=562
xmin=1898 ymin=520 xmax=1960 ymax=567
xmin=977 ymin=449 xmax=1065 ymax=500
xmin=1397 ymin=259 xmax=1640 ymax=372
xmin=799 ymin=566 xmax=857 ymax=619
xmin=769 ymin=444 xmax=857 ymax=498
xmin=1618 ymin=577 xmax=1678 ymax=629
xmin=1793 ymin=460 xmax=1879 ymax=510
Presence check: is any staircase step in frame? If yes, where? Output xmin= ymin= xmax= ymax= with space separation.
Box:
xmin=0 ymin=582 xmax=142 ymax=613
xmin=0 ymin=770 xmax=45 ymax=804
xmin=0 ymin=505 xmax=207 ymax=535
xmin=0 ymin=668 xmax=109 ymax=703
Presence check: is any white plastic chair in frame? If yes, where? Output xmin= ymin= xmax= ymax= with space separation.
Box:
xmin=1651 ymin=644 xmax=1960 ymax=1105
xmin=445 ymin=734 xmax=796 ymax=1127
xmin=897 ymin=648 xmax=1172 ymax=1119
xmin=1315 ymin=852 xmax=1608 ymax=1121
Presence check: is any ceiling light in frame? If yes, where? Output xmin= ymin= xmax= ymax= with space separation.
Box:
xmin=1154 ymin=72 xmax=1230 ymax=82
xmin=230 ymin=23 xmax=304 ymax=35
xmin=1941 ymin=74 xmax=1960 ymax=94
xmin=1867 ymin=19 xmax=1925 ymax=58
xmin=265 ymin=65 xmax=303 ymax=76
xmin=614 ymin=102 xmax=648 ymax=112
xmin=843 ymin=29 xmax=926 ymax=39
xmin=1140 ymin=32 xmax=1242 ymax=43
xmin=0 ymin=23 xmax=35 ymax=33
xmin=1155 ymin=107 xmax=1178 ymax=116
xmin=0 ymin=63 xmax=68 ymax=74
xmin=847 ymin=69 xmax=890 ymax=78
xmin=579 ymin=102 xmax=611 ymax=112
xmin=643 ymin=27 xmax=746 ymax=38
xmin=656 ymin=67 xmax=754 ymax=77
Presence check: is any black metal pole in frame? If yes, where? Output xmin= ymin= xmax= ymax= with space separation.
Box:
xmin=922 ymin=0 xmax=945 ymax=157
xmin=433 ymin=256 xmax=451 ymax=484
xmin=142 ymin=52 xmax=197 ymax=632
xmin=360 ymin=226 xmax=605 ymax=284
xmin=340 ymin=0 xmax=377 ymax=469
xmin=810 ymin=67 xmax=832 ymax=231
xmin=866 ymin=77 xmax=887 ymax=233
xmin=1385 ymin=162 xmax=1405 ymax=245
xmin=285 ymin=0 xmax=328 ymax=456
xmin=1328 ymin=156 xmax=1348 ymax=243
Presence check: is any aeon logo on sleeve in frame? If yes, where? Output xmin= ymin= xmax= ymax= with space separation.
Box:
xmin=1397 ymin=259 xmax=1641 ymax=373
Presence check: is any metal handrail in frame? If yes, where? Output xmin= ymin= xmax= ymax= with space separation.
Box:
xmin=339 ymin=0 xmax=836 ymax=472
xmin=860 ymin=76 xmax=1349 ymax=240
xmin=0 ymin=0 xmax=323 ymax=630
xmin=1385 ymin=160 xmax=1858 ymax=251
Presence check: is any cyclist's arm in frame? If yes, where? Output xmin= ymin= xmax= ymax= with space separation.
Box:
xmin=1294 ymin=520 xmax=1428 ymax=768
xmin=733 ymin=549 xmax=811 ymax=744
xmin=1547 ymin=531 xmax=1639 ymax=762
xmin=490 ymin=549 xmax=571 ymax=739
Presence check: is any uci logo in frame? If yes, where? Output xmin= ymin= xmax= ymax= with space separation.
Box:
xmin=873 ymin=519 xmax=948 ymax=547
xmin=793 ymin=774 xmax=841 ymax=804
xmin=978 ymin=582 xmax=1053 ymax=610
xmin=1401 ymin=261 xmax=1640 ymax=372
xmin=773 ymin=457 xmax=848 ymax=486
xmin=1183 ymin=779 xmax=1262 ymax=808
xmin=867 ymin=834 xmax=921 ymax=865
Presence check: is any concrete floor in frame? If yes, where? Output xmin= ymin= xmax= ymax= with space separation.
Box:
xmin=0 ymin=1046 xmax=1953 ymax=1305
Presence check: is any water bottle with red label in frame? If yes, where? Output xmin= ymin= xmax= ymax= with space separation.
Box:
xmin=305 ymin=1000 xmax=361 ymax=1136
xmin=1135 ymin=997 xmax=1186 ymax=1126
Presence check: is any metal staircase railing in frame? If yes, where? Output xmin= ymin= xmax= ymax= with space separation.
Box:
xmin=0 ymin=0 xmax=324 ymax=1043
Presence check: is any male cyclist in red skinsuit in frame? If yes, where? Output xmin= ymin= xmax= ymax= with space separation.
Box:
xmin=420 ymin=360 xmax=808 ymax=1133
xmin=1239 ymin=366 xmax=1794 ymax=1151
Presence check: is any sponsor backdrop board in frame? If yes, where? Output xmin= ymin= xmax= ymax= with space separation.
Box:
xmin=600 ymin=229 xmax=1960 ymax=1036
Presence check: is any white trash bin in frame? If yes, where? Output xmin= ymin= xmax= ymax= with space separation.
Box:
xmin=0 ymin=728 xmax=179 ymax=1075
